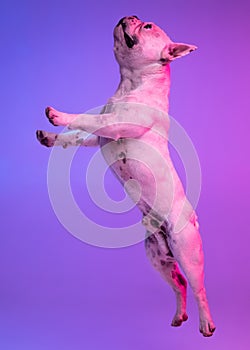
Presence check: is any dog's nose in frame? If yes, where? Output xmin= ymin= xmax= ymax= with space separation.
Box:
xmin=128 ymin=15 xmax=139 ymax=20
xmin=116 ymin=15 xmax=140 ymax=27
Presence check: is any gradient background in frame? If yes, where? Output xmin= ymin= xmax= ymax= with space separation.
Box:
xmin=1 ymin=0 xmax=250 ymax=349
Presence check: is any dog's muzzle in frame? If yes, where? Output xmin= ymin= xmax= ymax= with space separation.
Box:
xmin=116 ymin=15 xmax=139 ymax=27
xmin=116 ymin=16 xmax=139 ymax=48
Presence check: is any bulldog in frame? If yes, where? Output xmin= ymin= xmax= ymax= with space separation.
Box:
xmin=36 ymin=16 xmax=216 ymax=337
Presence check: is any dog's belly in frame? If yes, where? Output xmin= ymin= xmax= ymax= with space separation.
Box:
xmin=100 ymin=135 xmax=194 ymax=225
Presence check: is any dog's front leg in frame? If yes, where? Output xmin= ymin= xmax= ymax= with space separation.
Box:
xmin=36 ymin=129 xmax=99 ymax=148
xmin=46 ymin=107 xmax=152 ymax=140
xmin=69 ymin=114 xmax=152 ymax=140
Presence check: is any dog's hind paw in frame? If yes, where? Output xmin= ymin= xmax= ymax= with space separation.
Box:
xmin=36 ymin=130 xmax=57 ymax=147
xmin=171 ymin=312 xmax=188 ymax=327
xmin=199 ymin=319 xmax=216 ymax=337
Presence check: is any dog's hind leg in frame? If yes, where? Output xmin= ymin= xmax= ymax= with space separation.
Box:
xmin=36 ymin=130 xmax=99 ymax=148
xmin=145 ymin=230 xmax=188 ymax=327
xmin=141 ymin=199 xmax=215 ymax=336
xmin=167 ymin=219 xmax=216 ymax=337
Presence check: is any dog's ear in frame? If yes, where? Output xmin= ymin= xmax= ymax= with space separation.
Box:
xmin=160 ymin=42 xmax=197 ymax=63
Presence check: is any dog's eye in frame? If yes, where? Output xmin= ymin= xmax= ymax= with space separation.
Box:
xmin=144 ymin=24 xmax=152 ymax=29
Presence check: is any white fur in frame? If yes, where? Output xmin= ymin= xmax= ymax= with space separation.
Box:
xmin=37 ymin=16 xmax=215 ymax=336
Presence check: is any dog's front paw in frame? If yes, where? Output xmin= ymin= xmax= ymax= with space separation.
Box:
xmin=45 ymin=107 xmax=61 ymax=126
xmin=36 ymin=130 xmax=58 ymax=147
xmin=45 ymin=106 xmax=69 ymax=126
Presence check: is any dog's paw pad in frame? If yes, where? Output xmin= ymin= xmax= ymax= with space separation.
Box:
xmin=45 ymin=107 xmax=51 ymax=118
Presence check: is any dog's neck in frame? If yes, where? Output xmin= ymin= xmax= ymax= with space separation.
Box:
xmin=111 ymin=64 xmax=171 ymax=113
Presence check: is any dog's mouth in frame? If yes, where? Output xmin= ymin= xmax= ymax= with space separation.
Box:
xmin=116 ymin=18 xmax=139 ymax=49
xmin=123 ymin=31 xmax=137 ymax=48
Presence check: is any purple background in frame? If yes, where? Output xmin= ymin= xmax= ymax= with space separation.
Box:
xmin=1 ymin=0 xmax=250 ymax=348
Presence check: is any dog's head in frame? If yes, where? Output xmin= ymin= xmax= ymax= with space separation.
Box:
xmin=113 ymin=16 xmax=197 ymax=69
